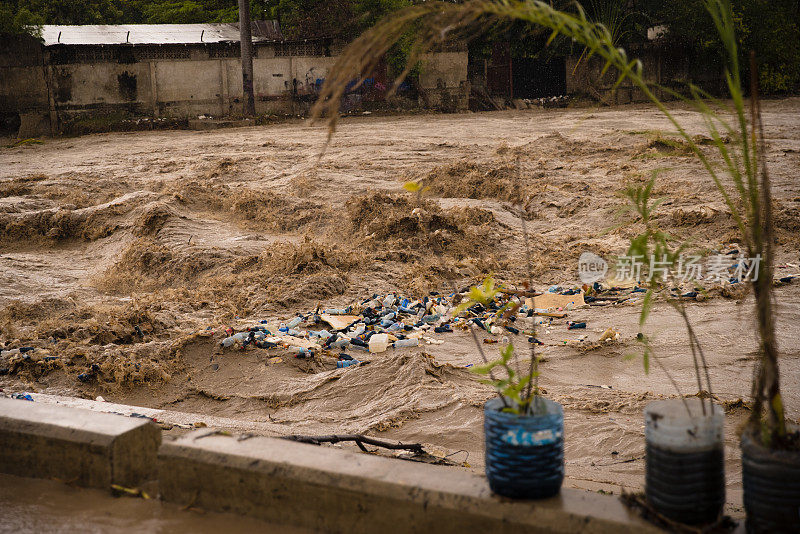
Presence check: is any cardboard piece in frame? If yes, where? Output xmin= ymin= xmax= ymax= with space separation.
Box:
xmin=604 ymin=278 xmax=638 ymax=289
xmin=527 ymin=292 xmax=586 ymax=310
xmin=320 ymin=314 xmax=361 ymax=331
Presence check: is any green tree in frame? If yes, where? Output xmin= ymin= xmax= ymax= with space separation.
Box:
xmin=0 ymin=2 xmax=44 ymax=35
xmin=642 ymin=0 xmax=800 ymax=93
xmin=13 ymin=0 xmax=125 ymax=25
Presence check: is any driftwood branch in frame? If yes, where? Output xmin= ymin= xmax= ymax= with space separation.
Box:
xmin=284 ymin=434 xmax=424 ymax=453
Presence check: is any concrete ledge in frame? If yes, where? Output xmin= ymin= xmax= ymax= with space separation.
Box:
xmin=160 ymin=430 xmax=661 ymax=534
xmin=0 ymin=397 xmax=161 ymax=489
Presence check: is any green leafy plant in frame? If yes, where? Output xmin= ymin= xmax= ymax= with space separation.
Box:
xmin=454 ymin=275 xmax=542 ymax=415
xmin=312 ymin=0 xmax=789 ymax=446
xmin=472 ymin=342 xmax=538 ymax=414
xmin=623 ymin=171 xmax=716 ymax=417
xmin=403 ymin=171 xmax=543 ymax=416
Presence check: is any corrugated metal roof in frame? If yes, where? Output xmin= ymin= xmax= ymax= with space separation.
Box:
xmin=41 ymin=22 xmax=283 ymax=46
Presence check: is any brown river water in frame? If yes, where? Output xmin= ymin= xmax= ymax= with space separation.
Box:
xmin=2 ymin=100 xmax=799 ymax=520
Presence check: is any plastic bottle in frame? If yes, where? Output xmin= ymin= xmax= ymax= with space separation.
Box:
xmin=386 ymin=322 xmax=402 ymax=332
xmin=369 ymin=333 xmax=390 ymax=353
xmin=351 ymin=338 xmax=369 ymax=348
xmin=422 ymin=313 xmax=441 ymax=324
xmin=308 ymin=329 xmax=332 ymax=340
xmin=394 ymin=338 xmax=419 ymax=348
xmin=221 ymin=332 xmax=249 ymax=347
xmin=288 ymin=346 xmax=311 ymax=357
xmin=330 ymin=337 xmax=351 ymax=349
xmin=382 ymin=294 xmax=396 ymax=308
xmin=337 ymin=359 xmax=360 ymax=368
xmin=287 ymin=316 xmax=303 ymax=329
xmin=323 ymin=307 xmax=351 ymax=315
xmin=350 ymin=324 xmax=366 ymax=337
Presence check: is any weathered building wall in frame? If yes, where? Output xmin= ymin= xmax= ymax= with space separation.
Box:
xmin=0 ymin=35 xmax=51 ymax=136
xmin=50 ymin=62 xmax=154 ymax=112
xmin=0 ymin=34 xmax=48 ymax=113
xmin=0 ymin=37 xmax=469 ymax=135
xmin=155 ymin=59 xmax=224 ymax=115
xmin=289 ymin=56 xmax=338 ymax=96
xmin=0 ymin=65 xmax=48 ymax=112
xmin=419 ymin=51 xmax=470 ymax=110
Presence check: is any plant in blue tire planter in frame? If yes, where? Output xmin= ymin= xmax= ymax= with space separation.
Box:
xmin=483 ymin=395 xmax=564 ymax=499
xmin=457 ymin=278 xmax=563 ymax=499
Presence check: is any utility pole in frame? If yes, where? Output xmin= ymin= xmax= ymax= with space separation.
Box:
xmin=238 ymin=0 xmax=256 ymax=117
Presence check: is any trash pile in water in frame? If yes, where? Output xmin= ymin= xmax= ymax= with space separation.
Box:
xmin=0 ymin=346 xmax=61 ymax=378
xmin=214 ymin=282 xmax=631 ymax=367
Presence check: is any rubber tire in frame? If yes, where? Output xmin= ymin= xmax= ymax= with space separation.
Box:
xmin=741 ymin=428 xmax=800 ymax=533
xmin=645 ymin=442 xmax=725 ymax=525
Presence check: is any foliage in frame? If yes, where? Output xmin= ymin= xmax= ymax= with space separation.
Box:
xmin=643 ymin=0 xmax=800 ymax=93
xmin=472 ymin=343 xmax=539 ymax=414
xmin=6 ymin=0 xmax=125 ymax=26
xmin=0 ymin=0 xmax=412 ymax=39
xmin=140 ymin=1 xmax=236 ymax=24
xmin=623 ymin=172 xmax=717 ymax=417
xmin=455 ymin=276 xmax=542 ymax=416
xmin=0 ymin=2 xmax=43 ymax=36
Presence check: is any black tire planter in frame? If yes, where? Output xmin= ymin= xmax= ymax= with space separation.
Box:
xmin=484 ymin=396 xmax=564 ymax=499
xmin=644 ymin=399 xmax=725 ymax=525
xmin=741 ymin=426 xmax=800 ymax=533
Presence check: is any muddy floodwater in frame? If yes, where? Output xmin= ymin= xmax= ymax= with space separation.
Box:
xmin=0 ymin=473 xmax=309 ymax=533
xmin=2 ymin=101 xmax=800 ymax=516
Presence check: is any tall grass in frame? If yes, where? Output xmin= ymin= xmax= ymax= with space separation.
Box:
xmin=311 ymin=0 xmax=786 ymax=444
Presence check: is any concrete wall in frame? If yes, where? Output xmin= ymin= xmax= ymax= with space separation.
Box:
xmin=0 ymin=38 xmax=468 ymax=135
xmin=51 ymin=62 xmax=154 ymax=112
xmin=0 ymin=394 xmax=667 ymax=533
xmin=420 ymin=51 xmax=468 ymax=90
xmin=0 ymin=34 xmax=48 ymax=113
xmin=0 ymin=397 xmax=160 ymax=489
xmin=45 ymin=53 xmax=342 ymax=117
xmin=0 ymin=66 xmax=49 ymax=113
xmin=419 ymin=51 xmax=470 ymax=110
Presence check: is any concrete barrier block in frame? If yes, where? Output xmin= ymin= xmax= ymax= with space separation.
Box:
xmin=0 ymin=397 xmax=161 ymax=489
xmin=16 ymin=112 xmax=52 ymax=138
xmin=160 ymin=430 xmax=659 ymax=534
